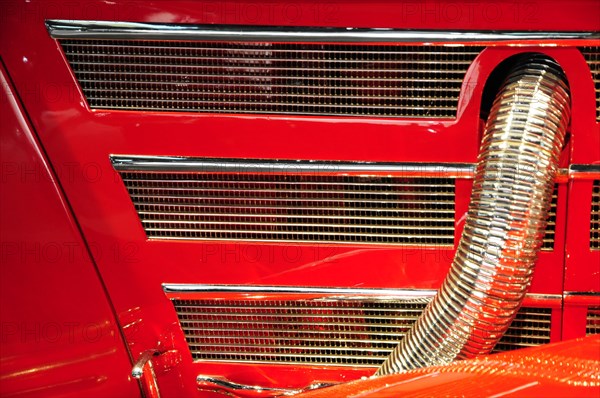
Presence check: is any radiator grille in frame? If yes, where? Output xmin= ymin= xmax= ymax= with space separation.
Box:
xmin=592 ymin=181 xmax=600 ymax=250
xmin=59 ymin=40 xmax=481 ymax=118
xmin=542 ymin=184 xmax=558 ymax=250
xmin=492 ymin=307 xmax=552 ymax=352
xmin=587 ymin=307 xmax=600 ymax=335
xmin=580 ymin=47 xmax=600 ymax=120
xmin=172 ymin=297 xmax=551 ymax=366
xmin=120 ymin=171 xmax=456 ymax=246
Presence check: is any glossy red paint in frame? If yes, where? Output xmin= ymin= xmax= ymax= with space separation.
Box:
xmin=297 ymin=336 xmax=600 ymax=398
xmin=565 ymin=178 xmax=600 ymax=293
xmin=2 ymin=0 xmax=600 ymax=30
xmin=563 ymin=295 xmax=600 ymax=341
xmin=0 ymin=1 xmax=599 ymax=396
xmin=0 ymin=62 xmax=140 ymax=397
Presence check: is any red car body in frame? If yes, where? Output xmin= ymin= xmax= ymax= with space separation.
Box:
xmin=298 ymin=335 xmax=600 ymax=398
xmin=0 ymin=1 xmax=599 ymax=397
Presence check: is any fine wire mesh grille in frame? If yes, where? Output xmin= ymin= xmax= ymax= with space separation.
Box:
xmin=592 ymin=181 xmax=600 ymax=250
xmin=542 ymin=184 xmax=559 ymax=250
xmin=171 ymin=296 xmax=552 ymax=366
xmin=119 ymin=171 xmax=457 ymax=246
xmin=492 ymin=308 xmax=552 ymax=352
xmin=587 ymin=307 xmax=600 ymax=335
xmin=59 ymin=40 xmax=482 ymax=118
xmin=542 ymin=184 xmax=558 ymax=251
xmin=580 ymin=47 xmax=600 ymax=121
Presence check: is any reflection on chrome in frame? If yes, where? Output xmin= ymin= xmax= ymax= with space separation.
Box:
xmin=197 ymin=375 xmax=335 ymax=397
xmin=45 ymin=20 xmax=600 ymax=42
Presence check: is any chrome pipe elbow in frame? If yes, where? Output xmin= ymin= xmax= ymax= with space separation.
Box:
xmin=377 ymin=55 xmax=571 ymax=375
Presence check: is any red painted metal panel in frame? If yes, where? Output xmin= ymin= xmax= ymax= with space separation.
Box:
xmin=2 ymin=0 xmax=599 ymax=31
xmin=0 ymin=62 xmax=140 ymax=397
xmin=0 ymin=1 xmax=598 ymax=395
xmin=565 ymin=179 xmax=600 ymax=293
xmin=563 ymin=295 xmax=600 ymax=340
xmin=298 ymin=336 xmax=600 ymax=398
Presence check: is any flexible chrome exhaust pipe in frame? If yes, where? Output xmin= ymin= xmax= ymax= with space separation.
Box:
xmin=377 ymin=55 xmax=570 ymax=375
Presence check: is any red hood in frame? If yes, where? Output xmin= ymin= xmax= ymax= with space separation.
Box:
xmin=299 ymin=336 xmax=600 ymax=398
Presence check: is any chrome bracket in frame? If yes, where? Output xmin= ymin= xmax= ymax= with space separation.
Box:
xmin=132 ymin=349 xmax=180 ymax=398
xmin=197 ymin=375 xmax=334 ymax=397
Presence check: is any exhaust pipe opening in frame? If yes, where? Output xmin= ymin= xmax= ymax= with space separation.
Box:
xmin=377 ymin=55 xmax=570 ymax=376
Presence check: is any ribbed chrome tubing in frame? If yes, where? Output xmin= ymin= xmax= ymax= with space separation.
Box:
xmin=376 ymin=55 xmax=571 ymax=375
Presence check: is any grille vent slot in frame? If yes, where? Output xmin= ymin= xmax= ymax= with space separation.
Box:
xmin=172 ymin=296 xmax=552 ymax=367
xmin=580 ymin=47 xmax=600 ymax=121
xmin=119 ymin=171 xmax=456 ymax=246
xmin=492 ymin=307 xmax=552 ymax=352
xmin=59 ymin=40 xmax=481 ymax=118
xmin=587 ymin=307 xmax=600 ymax=335
xmin=592 ymin=181 xmax=600 ymax=250
xmin=542 ymin=184 xmax=558 ymax=251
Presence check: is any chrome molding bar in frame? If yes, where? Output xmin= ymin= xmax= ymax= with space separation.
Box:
xmin=570 ymin=164 xmax=600 ymax=178
xmin=46 ymin=20 xmax=600 ymax=42
xmin=564 ymin=292 xmax=600 ymax=297
xmin=163 ymin=284 xmax=557 ymax=301
xmin=111 ymin=155 xmax=475 ymax=177
xmin=525 ymin=293 xmax=563 ymax=301
xmin=162 ymin=284 xmax=437 ymax=298
xmin=112 ymin=155 xmax=593 ymax=179
xmin=131 ymin=349 xmax=160 ymax=379
xmin=197 ymin=375 xmax=334 ymax=397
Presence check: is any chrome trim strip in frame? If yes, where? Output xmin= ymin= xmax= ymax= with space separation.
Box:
xmin=162 ymin=284 xmax=556 ymax=301
xmin=564 ymin=292 xmax=600 ymax=297
xmin=46 ymin=20 xmax=600 ymax=42
xmin=111 ymin=155 xmax=475 ymax=177
xmin=132 ymin=349 xmax=160 ymax=379
xmin=197 ymin=375 xmax=302 ymax=395
xmin=570 ymin=164 xmax=600 ymax=175
xmin=525 ymin=294 xmax=563 ymax=301
xmin=163 ymin=284 xmax=437 ymax=298
xmin=148 ymin=237 xmax=454 ymax=247
xmin=112 ymin=156 xmax=586 ymax=180
xmin=196 ymin=375 xmax=334 ymax=396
